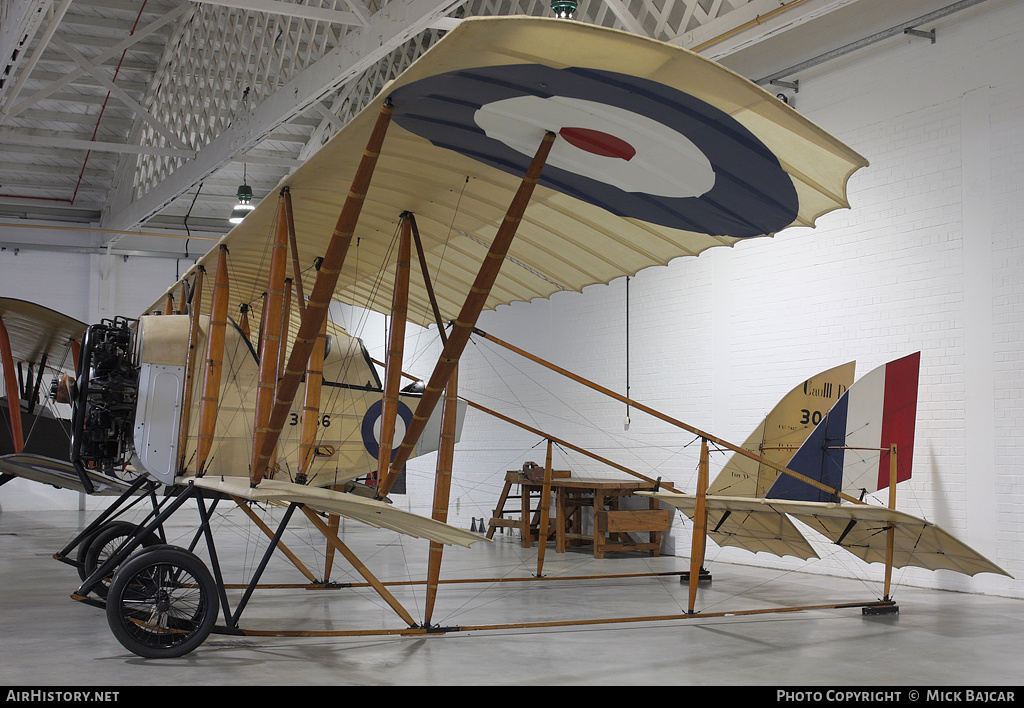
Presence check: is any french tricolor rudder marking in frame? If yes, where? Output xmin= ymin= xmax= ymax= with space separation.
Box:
xmin=876 ymin=350 xmax=920 ymax=490
xmin=769 ymin=352 xmax=921 ymax=502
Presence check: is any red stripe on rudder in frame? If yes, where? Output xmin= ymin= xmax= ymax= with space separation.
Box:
xmin=877 ymin=351 xmax=921 ymax=490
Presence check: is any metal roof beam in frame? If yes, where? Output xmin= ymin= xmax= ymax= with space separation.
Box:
xmin=0 ymin=0 xmax=73 ymax=115
xmin=190 ymin=0 xmax=368 ymax=27
xmin=0 ymin=129 xmax=195 ymax=158
xmin=102 ymin=0 xmax=470 ymax=236
xmin=48 ymin=35 xmax=189 ymax=151
xmin=0 ymin=3 xmax=191 ymax=123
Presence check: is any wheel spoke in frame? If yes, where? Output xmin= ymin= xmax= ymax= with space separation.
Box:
xmin=105 ymin=547 xmax=218 ymax=658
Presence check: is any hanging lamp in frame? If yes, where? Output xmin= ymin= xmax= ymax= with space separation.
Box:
xmin=551 ymin=0 xmax=577 ymax=18
xmin=229 ymin=164 xmax=255 ymax=224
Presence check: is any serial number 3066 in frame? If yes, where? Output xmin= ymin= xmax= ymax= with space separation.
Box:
xmin=288 ymin=413 xmax=332 ymax=427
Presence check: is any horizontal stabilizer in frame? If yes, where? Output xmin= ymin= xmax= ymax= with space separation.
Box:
xmin=766 ymin=498 xmax=1011 ymax=578
xmin=191 ymin=476 xmax=488 ymax=548
xmin=642 ymin=490 xmax=1010 ymax=577
xmin=640 ymin=492 xmax=818 ymax=560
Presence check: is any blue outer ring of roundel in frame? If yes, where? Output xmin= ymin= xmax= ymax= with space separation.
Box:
xmin=361 ymin=399 xmax=414 ymax=462
xmin=387 ymin=64 xmax=799 ymax=239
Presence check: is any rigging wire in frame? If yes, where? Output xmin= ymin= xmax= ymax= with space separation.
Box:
xmin=464 ymin=334 xmax=703 ymax=484
xmin=159 ymin=210 xmax=923 ymax=629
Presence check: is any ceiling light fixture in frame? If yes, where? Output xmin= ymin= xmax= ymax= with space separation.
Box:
xmin=551 ymin=0 xmax=577 ymax=19
xmin=229 ymin=164 xmax=255 ymax=224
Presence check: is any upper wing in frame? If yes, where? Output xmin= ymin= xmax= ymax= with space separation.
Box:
xmin=0 ymin=297 xmax=87 ymax=368
xmin=148 ymin=16 xmax=868 ymax=331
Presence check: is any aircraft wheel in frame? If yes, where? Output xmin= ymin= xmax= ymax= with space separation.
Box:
xmin=78 ymin=521 xmax=159 ymax=596
xmin=75 ymin=521 xmax=130 ymax=579
xmin=105 ymin=546 xmax=219 ymax=659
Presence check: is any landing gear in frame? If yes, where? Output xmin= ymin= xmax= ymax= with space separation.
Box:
xmin=76 ymin=521 xmax=159 ymax=597
xmin=105 ymin=546 xmax=219 ymax=659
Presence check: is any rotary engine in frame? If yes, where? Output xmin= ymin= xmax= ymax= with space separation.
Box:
xmin=70 ymin=317 xmax=140 ymax=479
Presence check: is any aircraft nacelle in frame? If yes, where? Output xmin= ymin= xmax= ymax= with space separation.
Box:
xmin=71 ymin=314 xmax=464 ymax=489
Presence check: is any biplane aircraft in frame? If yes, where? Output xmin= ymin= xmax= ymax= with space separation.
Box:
xmin=0 ymin=297 xmax=127 ymax=495
xmin=0 ymin=16 xmax=1008 ymax=659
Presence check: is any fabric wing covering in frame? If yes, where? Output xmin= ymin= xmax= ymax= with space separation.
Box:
xmin=640 ymin=492 xmax=819 ymax=560
xmin=0 ymin=453 xmax=132 ymax=495
xmin=645 ymin=492 xmax=1010 ymax=577
xmin=774 ymin=499 xmax=1011 ymax=577
xmin=192 ymin=476 xmax=484 ymax=547
xmin=152 ymin=16 xmax=868 ymax=334
xmin=0 ymin=298 xmax=86 ymax=367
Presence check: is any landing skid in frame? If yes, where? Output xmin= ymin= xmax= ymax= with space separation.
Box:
xmin=863 ymin=602 xmax=900 ymax=616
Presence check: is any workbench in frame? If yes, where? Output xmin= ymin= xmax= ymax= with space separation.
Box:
xmin=487 ymin=471 xmax=672 ymax=558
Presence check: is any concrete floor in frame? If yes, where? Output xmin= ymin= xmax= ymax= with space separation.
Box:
xmin=1 ymin=504 xmax=1021 ymax=688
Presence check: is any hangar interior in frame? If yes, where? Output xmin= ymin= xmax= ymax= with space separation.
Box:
xmin=1 ymin=0 xmax=1023 ymax=685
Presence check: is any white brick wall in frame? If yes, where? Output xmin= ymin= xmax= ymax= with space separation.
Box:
xmin=434 ymin=1 xmax=1024 ymax=598
xmin=2 ymin=2 xmax=1021 ymax=600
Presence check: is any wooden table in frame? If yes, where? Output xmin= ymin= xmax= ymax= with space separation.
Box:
xmin=488 ymin=471 xmax=672 ymax=558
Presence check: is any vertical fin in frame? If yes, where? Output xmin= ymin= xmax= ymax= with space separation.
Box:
xmin=768 ymin=352 xmax=921 ymax=502
xmin=708 ymin=361 xmax=855 ymax=497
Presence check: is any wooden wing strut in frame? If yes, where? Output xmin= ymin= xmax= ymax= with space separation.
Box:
xmin=0 ymin=318 xmax=24 ymax=453
xmin=250 ymin=193 xmax=292 ymax=484
xmin=196 ymin=245 xmax=230 ymax=476
xmin=250 ymin=100 xmax=394 ymax=486
xmin=176 ymin=266 xmax=204 ymax=474
xmin=373 ymin=214 xmax=412 ymax=488
xmin=377 ymin=130 xmax=557 ymax=497
xmin=423 ymin=363 xmax=459 ymax=626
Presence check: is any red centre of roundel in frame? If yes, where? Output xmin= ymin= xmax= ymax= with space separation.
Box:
xmin=558 ymin=127 xmax=636 ymax=161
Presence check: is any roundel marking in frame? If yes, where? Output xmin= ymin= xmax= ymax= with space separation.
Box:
xmin=388 ymin=64 xmax=799 ymax=238
xmin=473 ymin=94 xmax=714 ymax=199
xmin=361 ymin=399 xmax=414 ymax=462
xmin=558 ymin=127 xmax=635 ymax=161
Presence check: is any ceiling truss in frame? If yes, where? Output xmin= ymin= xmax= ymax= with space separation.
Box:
xmin=0 ymin=0 xmax=991 ymax=258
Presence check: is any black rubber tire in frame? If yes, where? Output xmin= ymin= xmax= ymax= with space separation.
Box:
xmin=75 ymin=520 xmax=133 ymax=581
xmin=78 ymin=521 xmax=159 ymax=597
xmin=105 ymin=546 xmax=219 ymax=659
